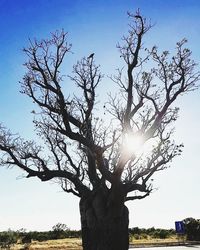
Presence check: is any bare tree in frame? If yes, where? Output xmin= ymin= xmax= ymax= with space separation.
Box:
xmin=0 ymin=11 xmax=199 ymax=250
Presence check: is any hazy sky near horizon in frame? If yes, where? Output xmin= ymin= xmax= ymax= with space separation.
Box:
xmin=0 ymin=0 xmax=200 ymax=231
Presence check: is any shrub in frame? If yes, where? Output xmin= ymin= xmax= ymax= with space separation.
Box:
xmin=0 ymin=230 xmax=17 ymax=249
xmin=140 ymin=233 xmax=148 ymax=239
xmin=133 ymin=234 xmax=140 ymax=240
xmin=183 ymin=217 xmax=200 ymax=241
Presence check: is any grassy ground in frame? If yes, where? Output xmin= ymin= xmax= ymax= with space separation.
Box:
xmin=9 ymin=237 xmax=185 ymax=250
xmin=10 ymin=238 xmax=82 ymax=250
xmin=130 ymin=237 xmax=186 ymax=247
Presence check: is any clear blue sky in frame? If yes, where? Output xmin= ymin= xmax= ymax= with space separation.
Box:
xmin=0 ymin=0 xmax=200 ymax=231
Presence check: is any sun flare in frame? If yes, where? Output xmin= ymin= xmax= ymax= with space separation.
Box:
xmin=122 ymin=132 xmax=155 ymax=158
xmin=123 ymin=133 xmax=144 ymax=156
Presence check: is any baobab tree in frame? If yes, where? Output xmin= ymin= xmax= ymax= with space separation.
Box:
xmin=0 ymin=11 xmax=199 ymax=250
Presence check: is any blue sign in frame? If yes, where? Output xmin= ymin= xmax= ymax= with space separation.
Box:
xmin=175 ymin=221 xmax=185 ymax=234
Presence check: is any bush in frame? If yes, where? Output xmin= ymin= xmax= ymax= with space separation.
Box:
xmin=140 ymin=233 xmax=148 ymax=239
xmin=133 ymin=234 xmax=140 ymax=240
xmin=158 ymin=229 xmax=169 ymax=239
xmin=150 ymin=229 xmax=169 ymax=239
xmin=21 ymin=234 xmax=32 ymax=244
xmin=0 ymin=230 xmax=17 ymax=249
xmin=51 ymin=223 xmax=70 ymax=239
xmin=183 ymin=217 xmax=200 ymax=241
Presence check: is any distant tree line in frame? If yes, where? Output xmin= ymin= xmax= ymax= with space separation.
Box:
xmin=0 ymin=223 xmax=81 ymax=248
xmin=1 ymin=219 xmax=200 ymax=248
xmin=0 ymin=225 xmax=176 ymax=248
xmin=129 ymin=217 xmax=200 ymax=242
xmin=1 ymin=224 xmax=176 ymax=248
xmin=129 ymin=227 xmax=175 ymax=240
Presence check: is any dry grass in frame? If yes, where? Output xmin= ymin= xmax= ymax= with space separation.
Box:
xmin=130 ymin=236 xmax=186 ymax=247
xmin=10 ymin=238 xmax=82 ymax=250
xmin=10 ymin=236 xmax=185 ymax=250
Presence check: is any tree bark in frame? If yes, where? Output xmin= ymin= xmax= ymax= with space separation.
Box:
xmin=80 ymin=186 xmax=129 ymax=250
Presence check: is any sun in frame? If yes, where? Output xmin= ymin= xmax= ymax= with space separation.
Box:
xmin=122 ymin=132 xmax=155 ymax=158
xmin=123 ymin=133 xmax=144 ymax=156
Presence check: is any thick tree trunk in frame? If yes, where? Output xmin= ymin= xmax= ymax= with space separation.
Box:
xmin=80 ymin=187 xmax=129 ymax=250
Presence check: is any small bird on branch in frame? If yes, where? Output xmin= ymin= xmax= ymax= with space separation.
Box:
xmin=87 ymin=53 xmax=94 ymax=59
